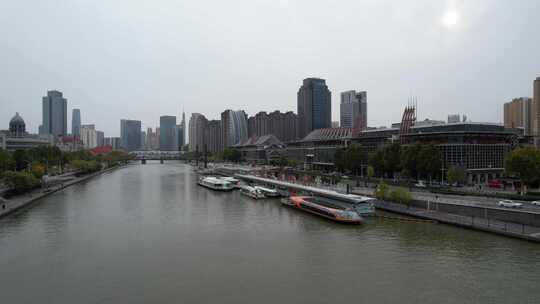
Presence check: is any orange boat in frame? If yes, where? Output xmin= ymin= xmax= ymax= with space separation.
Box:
xmin=281 ymin=196 xmax=364 ymax=224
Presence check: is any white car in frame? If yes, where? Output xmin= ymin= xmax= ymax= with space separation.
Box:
xmin=531 ymin=201 xmax=540 ymax=206
xmin=497 ymin=200 xmax=523 ymax=208
xmin=415 ymin=181 xmax=427 ymax=188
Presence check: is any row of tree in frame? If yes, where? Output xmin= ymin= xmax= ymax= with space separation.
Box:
xmin=335 ymin=143 xmax=442 ymax=181
xmin=0 ymin=146 xmax=132 ymax=194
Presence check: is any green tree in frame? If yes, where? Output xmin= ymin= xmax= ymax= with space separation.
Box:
xmin=389 ymin=187 xmax=413 ymax=208
xmin=13 ymin=149 xmax=30 ymax=171
xmin=367 ymin=166 xmax=374 ymax=179
xmin=400 ymin=144 xmax=421 ymax=180
xmin=0 ymin=149 xmax=15 ymax=172
xmin=447 ymin=166 xmax=466 ymax=185
xmin=1 ymin=171 xmax=40 ymax=194
xmin=505 ymin=147 xmax=540 ymax=192
xmin=374 ymin=181 xmax=389 ymax=200
xmin=383 ymin=144 xmax=401 ymax=178
xmin=417 ymin=144 xmax=441 ymax=182
xmin=368 ymin=150 xmax=385 ymax=177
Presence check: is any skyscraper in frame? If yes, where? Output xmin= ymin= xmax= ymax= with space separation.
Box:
xmin=533 ymin=77 xmax=540 ymax=138
xmin=340 ymin=90 xmax=367 ymax=129
xmin=221 ymin=109 xmax=248 ymax=148
xmin=247 ymin=110 xmax=297 ymax=142
xmin=204 ymin=120 xmax=222 ymax=154
xmin=120 ymin=119 xmax=142 ymax=151
xmin=42 ymin=90 xmax=67 ymax=136
xmin=81 ymin=124 xmax=97 ymax=149
xmin=181 ymin=110 xmax=186 ymax=148
xmin=297 ymin=78 xmax=331 ymax=139
xmin=189 ymin=113 xmax=207 ymax=152
xmin=72 ymin=109 xmax=81 ymax=137
xmin=96 ymin=130 xmax=104 ymax=146
xmin=504 ymin=97 xmax=533 ymax=135
xmin=159 ymin=115 xmax=177 ymax=151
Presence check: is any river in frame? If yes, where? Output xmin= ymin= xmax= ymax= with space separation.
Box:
xmin=1 ymin=162 xmax=539 ymax=303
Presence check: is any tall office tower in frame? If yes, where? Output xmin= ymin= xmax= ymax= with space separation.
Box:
xmin=221 ymin=109 xmax=248 ymax=148
xmin=533 ymin=77 xmax=540 ymax=138
xmin=120 ymin=119 xmax=142 ymax=151
xmin=96 ymin=131 xmax=104 ymax=146
xmin=297 ymin=78 xmax=332 ymax=139
xmin=104 ymin=137 xmax=121 ymax=149
xmin=72 ymin=109 xmax=81 ymax=137
xmin=80 ymin=124 xmax=97 ymax=149
xmin=340 ymin=90 xmax=367 ymax=129
xmin=504 ymin=97 xmax=533 ymax=135
xmin=181 ymin=110 xmax=186 ymax=148
xmin=159 ymin=115 xmax=177 ymax=151
xmin=42 ymin=90 xmax=68 ymax=136
xmin=189 ymin=113 xmax=207 ymax=152
xmin=140 ymin=131 xmax=146 ymax=150
xmin=204 ymin=120 xmax=223 ymax=154
xmin=175 ymin=124 xmax=184 ymax=150
xmin=145 ymin=127 xmax=153 ymax=150
xmin=155 ymin=127 xmax=160 ymax=150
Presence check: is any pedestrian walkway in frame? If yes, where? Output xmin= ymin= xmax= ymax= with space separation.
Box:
xmin=375 ymin=200 xmax=540 ymax=243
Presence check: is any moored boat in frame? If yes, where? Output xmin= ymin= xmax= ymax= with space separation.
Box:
xmin=240 ymin=185 xmax=265 ymax=199
xmin=219 ymin=176 xmax=241 ymax=188
xmin=253 ymin=186 xmax=280 ymax=197
xmin=197 ymin=176 xmax=234 ymax=191
xmin=281 ymin=196 xmax=363 ymax=224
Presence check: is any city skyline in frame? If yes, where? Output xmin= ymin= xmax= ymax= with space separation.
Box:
xmin=2 ymin=1 xmax=540 ymax=136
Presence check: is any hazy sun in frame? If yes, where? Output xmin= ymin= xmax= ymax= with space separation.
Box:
xmin=442 ymin=10 xmax=460 ymax=28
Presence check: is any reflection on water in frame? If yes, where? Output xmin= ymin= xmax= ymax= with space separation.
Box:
xmin=0 ymin=161 xmax=539 ymax=304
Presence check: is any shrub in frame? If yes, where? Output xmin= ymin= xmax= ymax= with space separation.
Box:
xmin=389 ymin=187 xmax=412 ymax=207
xmin=374 ymin=181 xmax=389 ymax=200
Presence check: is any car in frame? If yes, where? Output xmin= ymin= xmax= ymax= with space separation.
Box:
xmin=531 ymin=201 xmax=540 ymax=206
xmin=414 ymin=181 xmax=427 ymax=188
xmin=497 ymin=200 xmax=523 ymax=208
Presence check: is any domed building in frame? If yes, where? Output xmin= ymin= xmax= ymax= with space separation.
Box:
xmin=9 ymin=112 xmax=26 ymax=137
xmin=1 ymin=112 xmax=53 ymax=151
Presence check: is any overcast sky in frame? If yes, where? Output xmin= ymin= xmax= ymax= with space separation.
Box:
xmin=1 ymin=0 xmax=539 ymax=137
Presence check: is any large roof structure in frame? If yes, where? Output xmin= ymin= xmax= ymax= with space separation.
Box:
xmin=301 ymin=128 xmax=352 ymax=142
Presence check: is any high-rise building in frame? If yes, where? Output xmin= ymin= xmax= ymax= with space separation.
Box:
xmin=504 ymin=97 xmax=533 ymax=135
xmin=42 ymin=90 xmax=67 ymax=136
xmin=120 ymin=119 xmax=142 ymax=151
xmin=189 ymin=113 xmax=207 ymax=152
xmin=72 ymin=109 xmax=81 ymax=137
xmin=81 ymin=124 xmax=97 ymax=149
xmin=340 ymin=90 xmax=367 ymax=130
xmin=181 ymin=110 xmax=186 ymax=149
xmin=221 ymin=110 xmax=248 ymax=148
xmin=159 ymin=115 xmax=177 ymax=151
xmin=96 ymin=130 xmax=104 ymax=146
xmin=204 ymin=120 xmax=222 ymax=154
xmin=175 ymin=125 xmax=184 ymax=151
xmin=145 ymin=128 xmax=151 ymax=150
xmin=297 ymin=78 xmax=332 ymax=139
xmin=247 ymin=110 xmax=297 ymax=142
xmin=104 ymin=137 xmax=121 ymax=150
xmin=533 ymin=77 xmax=540 ymax=138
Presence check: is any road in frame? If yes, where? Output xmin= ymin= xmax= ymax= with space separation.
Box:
xmin=350 ymin=186 xmax=540 ymax=214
